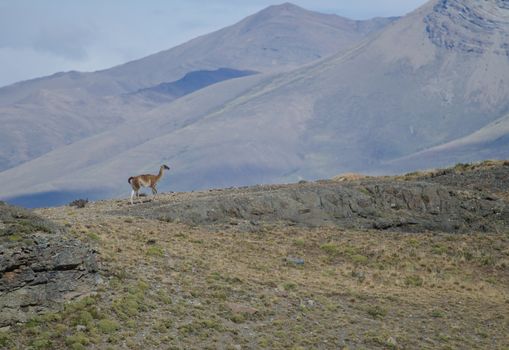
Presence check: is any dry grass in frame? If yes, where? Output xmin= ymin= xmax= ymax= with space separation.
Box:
xmin=398 ymin=159 xmax=507 ymax=180
xmin=3 ymin=199 xmax=509 ymax=349
xmin=331 ymin=173 xmax=370 ymax=182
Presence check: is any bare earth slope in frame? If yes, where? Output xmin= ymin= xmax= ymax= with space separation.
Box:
xmin=2 ymin=161 xmax=507 ymax=349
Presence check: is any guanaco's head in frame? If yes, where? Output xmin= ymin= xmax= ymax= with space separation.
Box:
xmin=162 ymin=164 xmax=170 ymax=170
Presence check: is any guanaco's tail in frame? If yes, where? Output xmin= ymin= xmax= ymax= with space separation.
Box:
xmin=128 ymin=176 xmax=134 ymax=184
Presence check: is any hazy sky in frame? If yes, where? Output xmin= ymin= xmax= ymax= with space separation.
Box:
xmin=0 ymin=0 xmax=428 ymax=88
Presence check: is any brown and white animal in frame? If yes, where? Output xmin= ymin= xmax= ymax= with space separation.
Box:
xmin=128 ymin=165 xmax=170 ymax=204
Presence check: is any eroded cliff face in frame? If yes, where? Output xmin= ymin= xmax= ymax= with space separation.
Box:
xmin=0 ymin=203 xmax=99 ymax=326
xmin=425 ymin=0 xmax=509 ymax=55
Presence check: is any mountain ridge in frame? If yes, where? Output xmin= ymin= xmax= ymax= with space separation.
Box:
xmin=0 ymin=3 xmax=396 ymax=174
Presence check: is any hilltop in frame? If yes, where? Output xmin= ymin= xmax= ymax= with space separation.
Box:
xmin=1 ymin=160 xmax=508 ymax=349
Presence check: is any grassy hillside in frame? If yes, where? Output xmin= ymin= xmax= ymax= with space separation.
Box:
xmin=1 ymin=162 xmax=509 ymax=349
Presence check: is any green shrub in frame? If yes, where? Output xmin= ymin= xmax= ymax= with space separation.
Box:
xmin=283 ymin=282 xmax=297 ymax=291
xmin=320 ymin=243 xmax=340 ymax=256
xmin=73 ymin=310 xmax=94 ymax=327
xmin=97 ymin=319 xmax=120 ymax=334
xmin=87 ymin=232 xmax=101 ymax=241
xmin=230 ymin=314 xmax=245 ymax=324
xmin=293 ymin=239 xmax=306 ymax=247
xmin=31 ymin=338 xmax=52 ymax=350
xmin=431 ymin=310 xmax=445 ymax=318
xmin=0 ymin=332 xmax=11 ymax=347
xmin=405 ymin=275 xmax=424 ymax=287
xmin=65 ymin=332 xmax=90 ymax=346
xmin=367 ymin=305 xmax=387 ymax=319
xmin=351 ymin=254 xmax=368 ymax=265
xmin=146 ymin=245 xmax=164 ymax=257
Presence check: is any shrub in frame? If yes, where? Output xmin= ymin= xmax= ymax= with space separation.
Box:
xmin=146 ymin=245 xmax=164 ymax=257
xmin=351 ymin=254 xmax=369 ymax=265
xmin=431 ymin=310 xmax=444 ymax=318
xmin=230 ymin=314 xmax=245 ymax=324
xmin=87 ymin=232 xmax=101 ymax=241
xmin=320 ymin=243 xmax=340 ymax=256
xmin=283 ymin=282 xmax=297 ymax=291
xmin=97 ymin=319 xmax=120 ymax=334
xmin=453 ymin=163 xmax=470 ymax=172
xmin=367 ymin=305 xmax=387 ymax=319
xmin=72 ymin=310 xmax=93 ymax=327
xmin=31 ymin=338 xmax=53 ymax=350
xmin=405 ymin=275 xmax=424 ymax=287
xmin=69 ymin=199 xmax=88 ymax=208
xmin=65 ymin=332 xmax=90 ymax=346
xmin=0 ymin=332 xmax=11 ymax=347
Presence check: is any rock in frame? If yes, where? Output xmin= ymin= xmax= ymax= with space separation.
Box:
xmin=0 ymin=203 xmax=98 ymax=327
xmin=285 ymin=257 xmax=305 ymax=266
xmin=425 ymin=0 xmax=509 ymax=55
xmin=76 ymin=325 xmax=87 ymax=332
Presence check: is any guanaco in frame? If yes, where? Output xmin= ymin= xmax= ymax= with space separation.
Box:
xmin=128 ymin=165 xmax=170 ymax=204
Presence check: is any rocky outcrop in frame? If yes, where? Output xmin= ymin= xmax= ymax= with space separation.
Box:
xmin=119 ymin=174 xmax=509 ymax=233
xmin=425 ymin=0 xmax=509 ymax=55
xmin=0 ymin=202 xmax=99 ymax=326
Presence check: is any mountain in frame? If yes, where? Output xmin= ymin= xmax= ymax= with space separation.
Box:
xmin=5 ymin=0 xmax=509 ymax=207
xmin=1 ymin=3 xmax=394 ymax=105
xmin=0 ymin=3 xmax=395 ymax=173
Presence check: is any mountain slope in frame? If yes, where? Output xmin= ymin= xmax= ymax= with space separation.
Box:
xmin=95 ymin=3 xmax=396 ymax=96
xmin=0 ymin=73 xmax=274 ymax=203
xmin=384 ymin=112 xmax=509 ymax=171
xmin=0 ymin=3 xmax=394 ymax=104
xmin=5 ymin=0 xmax=509 ymax=206
xmin=0 ymin=3 xmax=395 ymax=172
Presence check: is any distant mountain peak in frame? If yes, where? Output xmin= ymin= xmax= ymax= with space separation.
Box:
xmin=251 ymin=2 xmax=337 ymax=22
xmin=262 ymin=2 xmax=307 ymax=14
xmin=425 ymin=0 xmax=509 ymax=54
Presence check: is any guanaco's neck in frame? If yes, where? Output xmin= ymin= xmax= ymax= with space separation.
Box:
xmin=156 ymin=166 xmax=165 ymax=180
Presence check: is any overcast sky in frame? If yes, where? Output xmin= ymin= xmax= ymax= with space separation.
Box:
xmin=0 ymin=0 xmax=428 ymax=88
